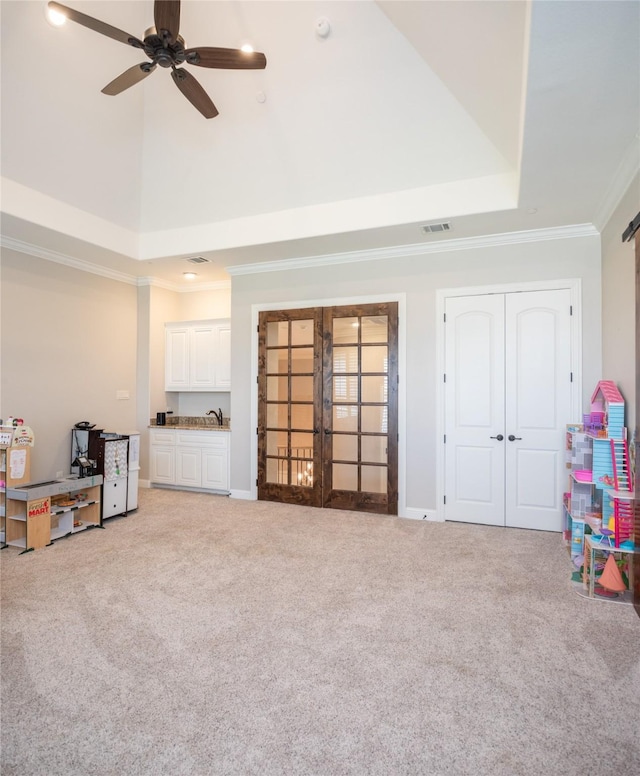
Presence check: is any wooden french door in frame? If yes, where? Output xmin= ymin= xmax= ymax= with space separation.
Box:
xmin=257 ymin=303 xmax=398 ymax=514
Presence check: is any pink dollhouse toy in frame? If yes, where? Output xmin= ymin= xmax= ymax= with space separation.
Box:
xmin=586 ymin=380 xmax=625 ymax=439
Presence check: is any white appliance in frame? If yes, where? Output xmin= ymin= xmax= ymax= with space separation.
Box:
xmin=103 ymin=430 xmax=140 ymax=512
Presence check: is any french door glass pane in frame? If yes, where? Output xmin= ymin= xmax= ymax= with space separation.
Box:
xmin=267 ymin=349 xmax=288 ymax=374
xmin=362 ymin=375 xmax=387 ymax=403
xmin=291 ymin=432 xmax=314 ymax=451
xmin=333 ymin=463 xmax=358 ymax=490
xmin=267 ymin=321 xmax=289 ymax=347
xmin=266 ymin=430 xmax=288 ymax=456
xmin=266 ymin=457 xmax=287 ymax=484
xmin=333 ymin=346 xmax=358 ymax=373
xmin=333 ymin=317 xmax=359 ymax=344
xmin=361 ymin=346 xmax=388 ymax=373
xmin=333 ymin=405 xmax=358 ymax=432
xmin=291 ymin=457 xmax=313 ymax=487
xmin=291 ymin=404 xmax=313 ymax=430
xmin=361 ymin=436 xmax=387 ymax=464
xmin=267 ymin=403 xmax=288 ymax=429
xmin=333 ymin=376 xmax=358 ymax=402
xmin=361 ymin=316 xmax=388 ymax=343
xmin=291 ymin=347 xmax=314 ymax=373
xmin=291 ymin=319 xmax=314 ymax=346
xmin=291 ymin=376 xmax=313 ymax=401
xmin=361 ymin=406 xmax=387 ymax=433
xmin=267 ymin=376 xmax=288 ymax=402
xmin=333 ymin=434 xmax=358 ymax=462
xmin=361 ymin=465 xmax=386 ymax=493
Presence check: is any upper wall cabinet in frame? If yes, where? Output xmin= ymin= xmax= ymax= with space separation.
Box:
xmin=165 ymin=320 xmax=231 ymax=392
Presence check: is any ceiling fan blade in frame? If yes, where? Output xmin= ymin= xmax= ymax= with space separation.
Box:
xmin=154 ymin=0 xmax=181 ymax=44
xmin=185 ymin=47 xmax=267 ymax=70
xmin=102 ymin=63 xmax=157 ymax=96
xmin=171 ymin=69 xmax=218 ymax=118
xmin=47 ymin=2 xmax=143 ymax=48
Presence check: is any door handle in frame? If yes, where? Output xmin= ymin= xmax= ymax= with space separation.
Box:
xmin=324 ymin=429 xmax=332 ymax=435
xmin=313 ymin=428 xmax=320 ymax=435
xmin=490 ymin=434 xmax=504 ymax=441
xmin=508 ymin=435 xmax=522 ymax=441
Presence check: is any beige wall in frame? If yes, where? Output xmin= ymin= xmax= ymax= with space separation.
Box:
xmin=601 ymin=172 xmax=639 ymax=434
xmin=230 ymin=234 xmax=602 ymax=513
xmin=0 ymin=250 xmax=138 ymax=482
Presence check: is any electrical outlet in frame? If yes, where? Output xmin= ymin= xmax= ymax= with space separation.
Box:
xmin=56 ymin=471 xmax=63 ymax=479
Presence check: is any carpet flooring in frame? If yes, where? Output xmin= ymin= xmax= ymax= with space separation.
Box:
xmin=1 ymin=487 xmax=639 ymax=775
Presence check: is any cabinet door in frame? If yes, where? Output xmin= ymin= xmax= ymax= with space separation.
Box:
xmin=214 ymin=322 xmax=231 ymax=389
xmin=165 ymin=327 xmax=190 ymax=390
xmin=190 ymin=325 xmax=217 ymax=389
xmin=202 ymin=448 xmax=229 ymax=491
xmin=150 ymin=446 xmax=175 ymax=484
xmin=103 ymin=478 xmax=128 ymax=518
xmin=176 ymin=447 xmax=202 ymax=487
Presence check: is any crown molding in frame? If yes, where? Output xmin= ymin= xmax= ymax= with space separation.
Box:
xmin=226 ymin=223 xmax=599 ymax=276
xmin=137 ymin=277 xmax=231 ymax=292
xmin=593 ymin=138 xmax=640 ymax=231
xmin=0 ymin=235 xmax=139 ymax=285
xmin=0 ymin=236 xmax=230 ymax=291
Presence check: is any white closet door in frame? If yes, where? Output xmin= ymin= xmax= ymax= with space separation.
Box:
xmin=445 ymin=289 xmax=572 ymax=531
xmin=504 ymin=289 xmax=572 ymax=531
xmin=444 ymin=294 xmax=505 ymax=526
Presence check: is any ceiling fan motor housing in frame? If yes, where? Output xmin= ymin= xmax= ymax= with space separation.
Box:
xmin=143 ymin=26 xmax=186 ymax=67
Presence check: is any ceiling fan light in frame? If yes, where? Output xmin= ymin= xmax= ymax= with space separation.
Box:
xmin=46 ymin=5 xmax=67 ymax=26
xmin=240 ymin=43 xmax=254 ymax=54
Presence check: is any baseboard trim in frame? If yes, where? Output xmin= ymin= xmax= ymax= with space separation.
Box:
xmin=229 ymin=489 xmax=255 ymax=501
xmin=139 ymin=479 xmax=151 ymax=489
xmin=402 ymin=507 xmax=441 ymax=522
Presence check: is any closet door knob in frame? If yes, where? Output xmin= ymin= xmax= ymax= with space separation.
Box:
xmin=508 ymin=435 xmax=522 ymax=442
xmin=490 ymin=434 xmax=504 ymax=441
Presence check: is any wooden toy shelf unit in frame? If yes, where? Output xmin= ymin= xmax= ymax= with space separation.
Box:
xmin=0 ymin=426 xmax=31 ymax=549
xmin=563 ymin=381 xmax=638 ymax=603
xmin=5 ymin=475 xmax=103 ymax=553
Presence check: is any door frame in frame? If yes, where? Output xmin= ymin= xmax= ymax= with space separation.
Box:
xmin=250 ymin=293 xmax=407 ymax=516
xmin=435 ymin=278 xmax=583 ymax=523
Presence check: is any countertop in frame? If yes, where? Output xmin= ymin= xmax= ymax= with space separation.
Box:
xmin=148 ymin=424 xmax=231 ymax=432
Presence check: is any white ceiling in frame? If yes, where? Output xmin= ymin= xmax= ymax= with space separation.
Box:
xmin=1 ymin=0 xmax=639 ymax=287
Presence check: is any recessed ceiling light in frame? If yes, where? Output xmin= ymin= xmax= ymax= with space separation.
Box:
xmin=46 ymin=4 xmax=67 ymax=26
xmin=183 ymin=272 xmax=198 ymax=280
xmin=241 ymin=44 xmax=254 ymax=54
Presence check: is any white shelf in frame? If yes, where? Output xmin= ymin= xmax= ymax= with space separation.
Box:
xmin=51 ymin=499 xmax=99 ymax=515
xmin=7 ymin=537 xmax=26 ymax=548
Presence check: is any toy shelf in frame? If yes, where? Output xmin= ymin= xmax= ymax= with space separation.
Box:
xmin=50 ymin=490 xmax=101 ymax=541
xmin=578 ymin=535 xmax=637 ymax=604
xmin=6 ymin=475 xmax=102 ymax=552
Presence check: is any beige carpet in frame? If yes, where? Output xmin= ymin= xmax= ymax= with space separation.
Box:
xmin=1 ymin=487 xmax=639 ymax=775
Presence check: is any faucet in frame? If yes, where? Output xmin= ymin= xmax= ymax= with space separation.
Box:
xmin=206 ymin=409 xmax=224 ymax=426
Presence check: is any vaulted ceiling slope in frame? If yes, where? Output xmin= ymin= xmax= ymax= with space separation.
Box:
xmin=1 ymin=0 xmax=638 ymax=285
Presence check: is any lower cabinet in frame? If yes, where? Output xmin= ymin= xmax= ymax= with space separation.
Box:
xmin=150 ymin=429 xmax=230 ymax=493
xmin=102 ymin=477 xmax=128 ymax=519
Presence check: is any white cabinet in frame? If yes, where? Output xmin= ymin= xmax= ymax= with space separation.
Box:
xmin=150 ymin=429 xmax=230 ymax=493
xmin=165 ymin=319 xmax=230 ymax=391
xmin=202 ymin=448 xmax=228 ymax=490
xmin=175 ymin=447 xmax=202 ymax=487
xmin=102 ymin=478 xmax=128 ymax=519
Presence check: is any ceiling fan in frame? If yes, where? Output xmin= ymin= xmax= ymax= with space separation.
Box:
xmin=47 ymin=1 xmax=267 ymax=118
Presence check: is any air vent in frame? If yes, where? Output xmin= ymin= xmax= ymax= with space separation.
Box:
xmin=422 ymin=222 xmax=452 ymax=234
xmin=186 ymin=256 xmax=211 ymax=264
